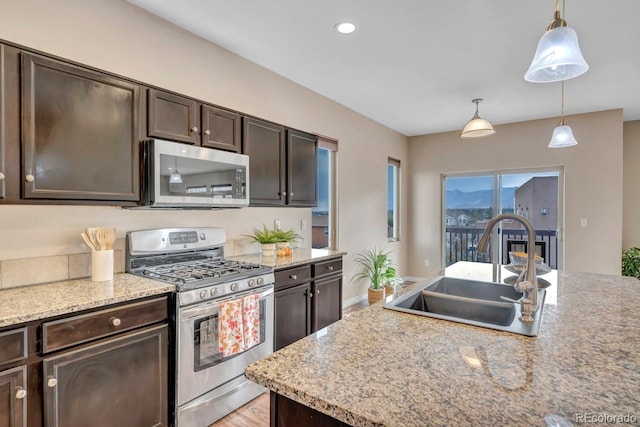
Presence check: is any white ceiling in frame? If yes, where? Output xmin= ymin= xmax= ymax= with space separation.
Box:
xmin=127 ymin=0 xmax=640 ymax=137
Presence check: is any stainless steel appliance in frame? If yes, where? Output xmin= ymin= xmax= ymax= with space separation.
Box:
xmin=139 ymin=139 xmax=250 ymax=209
xmin=125 ymin=227 xmax=274 ymax=427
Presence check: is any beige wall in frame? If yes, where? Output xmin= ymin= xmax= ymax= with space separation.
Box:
xmin=623 ymin=120 xmax=640 ymax=249
xmin=407 ymin=109 xmax=624 ymax=277
xmin=0 ymin=0 xmax=408 ymax=297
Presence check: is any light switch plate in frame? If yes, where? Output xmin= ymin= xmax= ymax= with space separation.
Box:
xmin=580 ymin=218 xmax=588 ymax=227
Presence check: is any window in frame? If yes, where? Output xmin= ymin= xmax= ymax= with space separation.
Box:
xmin=388 ymin=158 xmax=400 ymax=241
xmin=442 ymin=168 xmax=562 ymax=270
xmin=312 ymin=136 xmax=338 ymax=249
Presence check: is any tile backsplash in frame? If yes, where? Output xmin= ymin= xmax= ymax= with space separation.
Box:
xmin=0 ymin=237 xmax=262 ymax=289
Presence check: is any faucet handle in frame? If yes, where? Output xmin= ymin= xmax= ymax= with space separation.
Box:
xmin=499 ymin=296 xmax=535 ymax=322
xmin=514 ymin=280 xmax=534 ymax=293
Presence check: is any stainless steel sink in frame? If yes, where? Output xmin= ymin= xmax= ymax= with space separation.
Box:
xmin=383 ymin=276 xmax=546 ymax=336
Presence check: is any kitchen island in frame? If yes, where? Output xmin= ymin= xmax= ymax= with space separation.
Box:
xmin=245 ymin=262 xmax=639 ymax=426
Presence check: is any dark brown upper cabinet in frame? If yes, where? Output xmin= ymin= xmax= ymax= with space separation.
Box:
xmin=148 ymin=89 xmax=241 ymax=152
xmin=0 ymin=43 xmax=21 ymax=203
xmin=287 ymin=129 xmax=318 ymax=207
xmin=21 ymin=53 xmax=141 ymax=202
xmin=242 ymin=117 xmax=318 ymax=207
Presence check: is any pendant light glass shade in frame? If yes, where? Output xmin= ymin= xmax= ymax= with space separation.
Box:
xmin=169 ymin=157 xmax=183 ymax=183
xmin=460 ymin=99 xmax=496 ymax=139
xmin=548 ymin=124 xmax=578 ymax=148
xmin=525 ymin=26 xmax=588 ymax=83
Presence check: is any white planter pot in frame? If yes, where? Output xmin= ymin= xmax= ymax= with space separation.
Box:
xmin=261 ymin=243 xmax=276 ymax=257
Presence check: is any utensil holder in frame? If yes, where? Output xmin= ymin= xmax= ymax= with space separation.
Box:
xmin=92 ymin=250 xmax=114 ymax=282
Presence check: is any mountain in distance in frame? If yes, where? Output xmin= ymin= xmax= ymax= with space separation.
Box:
xmin=446 ymin=187 xmax=517 ymax=209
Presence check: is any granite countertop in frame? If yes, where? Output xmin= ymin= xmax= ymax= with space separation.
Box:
xmin=231 ymin=248 xmax=346 ymax=270
xmin=0 ymin=274 xmax=175 ymax=328
xmin=245 ymin=262 xmax=640 ymax=426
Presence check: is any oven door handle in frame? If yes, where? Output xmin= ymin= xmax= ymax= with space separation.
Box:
xmin=179 ymin=285 xmax=274 ymax=321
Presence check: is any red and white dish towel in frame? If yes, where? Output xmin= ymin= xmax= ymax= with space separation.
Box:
xmin=218 ymin=294 xmax=260 ymax=357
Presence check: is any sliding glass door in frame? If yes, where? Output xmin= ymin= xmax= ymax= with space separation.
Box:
xmin=443 ymin=169 xmax=561 ymax=269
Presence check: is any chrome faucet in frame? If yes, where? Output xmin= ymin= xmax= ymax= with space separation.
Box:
xmin=476 ymin=213 xmax=539 ymax=321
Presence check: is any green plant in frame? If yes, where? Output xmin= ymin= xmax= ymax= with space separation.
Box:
xmin=274 ymin=228 xmax=301 ymax=243
xmin=244 ymin=225 xmax=279 ymax=244
xmin=353 ymin=248 xmax=399 ymax=290
xmin=622 ymin=247 xmax=640 ymax=279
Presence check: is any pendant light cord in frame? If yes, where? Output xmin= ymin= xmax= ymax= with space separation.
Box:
xmin=560 ymin=80 xmax=566 ymax=125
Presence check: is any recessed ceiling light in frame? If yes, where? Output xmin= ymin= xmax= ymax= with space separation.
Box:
xmin=334 ymin=22 xmax=357 ymax=34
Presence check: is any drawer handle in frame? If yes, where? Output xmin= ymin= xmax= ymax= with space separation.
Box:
xmin=290 ymin=274 xmax=297 ymax=280
xmin=47 ymin=377 xmax=57 ymax=388
xmin=327 ymin=266 xmax=334 ymax=271
xmin=110 ymin=317 xmax=122 ymax=327
xmin=15 ymin=387 xmax=27 ymax=400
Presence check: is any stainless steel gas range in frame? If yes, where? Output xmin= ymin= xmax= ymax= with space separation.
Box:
xmin=125 ymin=227 xmax=274 ymax=427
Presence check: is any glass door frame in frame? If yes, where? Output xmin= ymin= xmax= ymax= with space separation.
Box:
xmin=441 ymin=166 xmax=565 ymax=272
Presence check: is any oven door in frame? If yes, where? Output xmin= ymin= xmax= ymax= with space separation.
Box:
xmin=176 ymin=285 xmax=274 ymax=406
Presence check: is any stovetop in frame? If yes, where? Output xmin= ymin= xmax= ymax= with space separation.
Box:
xmin=125 ymin=227 xmax=275 ymax=306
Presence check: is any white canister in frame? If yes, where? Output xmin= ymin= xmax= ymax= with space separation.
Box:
xmin=92 ymin=250 xmax=114 ymax=282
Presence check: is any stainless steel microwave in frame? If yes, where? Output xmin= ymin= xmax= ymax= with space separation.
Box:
xmin=140 ymin=139 xmax=249 ymax=208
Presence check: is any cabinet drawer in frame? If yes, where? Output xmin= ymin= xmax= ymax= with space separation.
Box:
xmin=0 ymin=328 xmax=27 ymax=366
xmin=275 ymin=265 xmax=311 ymax=291
xmin=313 ymin=258 xmax=343 ymax=279
xmin=42 ymin=297 xmax=167 ymax=353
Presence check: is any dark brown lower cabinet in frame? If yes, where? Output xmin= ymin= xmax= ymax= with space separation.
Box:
xmin=42 ymin=325 xmax=168 ymax=427
xmin=270 ymin=393 xmax=348 ymax=427
xmin=0 ymin=366 xmax=26 ymax=427
xmin=274 ymin=283 xmax=311 ymax=351
xmin=274 ymin=257 xmax=343 ymax=351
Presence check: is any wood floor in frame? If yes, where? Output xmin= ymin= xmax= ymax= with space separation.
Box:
xmin=209 ymin=299 xmax=371 ymax=426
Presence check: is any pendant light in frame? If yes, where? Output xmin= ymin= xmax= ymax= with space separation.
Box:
xmin=169 ymin=157 xmax=183 ymax=184
xmin=524 ymin=0 xmax=588 ymax=83
xmin=548 ymin=81 xmax=578 ymax=148
xmin=460 ymin=99 xmax=496 ymax=139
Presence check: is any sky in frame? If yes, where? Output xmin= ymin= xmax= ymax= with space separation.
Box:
xmin=445 ymin=171 xmax=559 ymax=192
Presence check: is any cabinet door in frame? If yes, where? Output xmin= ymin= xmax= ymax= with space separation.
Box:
xmin=312 ymin=275 xmax=342 ymax=332
xmin=242 ymin=117 xmax=286 ymax=206
xmin=43 ymin=325 xmax=168 ymax=427
xmin=201 ymin=105 xmax=241 ymax=152
xmin=0 ymin=45 xmax=6 ymax=200
xmin=0 ymin=366 xmax=26 ymax=427
xmin=287 ymin=129 xmax=318 ymax=207
xmin=274 ymin=284 xmax=311 ymax=351
xmin=148 ymin=89 xmax=199 ymax=145
xmin=21 ymin=53 xmax=140 ymax=201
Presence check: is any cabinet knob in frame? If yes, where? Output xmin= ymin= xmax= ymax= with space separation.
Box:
xmin=0 ymin=172 xmax=5 ymax=181
xmin=316 ymin=289 xmax=320 ymax=295
xmin=191 ymin=126 xmax=198 ymax=133
xmin=278 ymin=190 xmax=286 ymax=198
xmin=109 ymin=317 xmax=121 ymax=326
xmin=290 ymin=274 xmax=297 ymax=280
xmin=204 ymin=129 xmax=211 ymax=135
xmin=25 ymin=174 xmax=35 ymax=183
xmin=289 ymin=192 xmax=294 ymax=197
xmin=47 ymin=377 xmax=57 ymax=388
xmin=327 ymin=266 xmax=334 ymax=271
xmin=308 ymin=292 xmax=313 ymax=298
xmin=15 ymin=387 xmax=27 ymax=400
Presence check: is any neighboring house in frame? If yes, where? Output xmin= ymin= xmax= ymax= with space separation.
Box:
xmin=514 ymin=177 xmax=558 ymax=231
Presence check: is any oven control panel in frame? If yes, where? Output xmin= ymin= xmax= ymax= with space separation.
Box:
xmin=178 ymin=272 xmax=275 ymax=306
xmin=127 ymin=227 xmax=226 ymax=255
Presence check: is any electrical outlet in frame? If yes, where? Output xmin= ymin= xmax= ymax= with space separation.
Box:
xmin=580 ymin=218 xmax=588 ymax=227
xmin=301 ymin=219 xmax=307 ymax=231
xmin=424 ymin=259 xmax=430 ymax=267
xmin=274 ymin=220 xmax=281 ymax=230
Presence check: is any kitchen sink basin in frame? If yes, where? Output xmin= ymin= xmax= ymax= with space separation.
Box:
xmin=383 ymin=276 xmax=546 ymax=336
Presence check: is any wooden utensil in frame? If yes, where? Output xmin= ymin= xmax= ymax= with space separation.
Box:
xmin=81 ymin=232 xmax=96 ymax=251
xmin=95 ymin=228 xmax=108 ymax=251
xmin=87 ymin=227 xmax=100 ymax=250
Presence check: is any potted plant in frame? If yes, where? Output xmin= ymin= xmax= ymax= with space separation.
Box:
xmin=245 ymin=225 xmax=279 ymax=256
xmin=622 ymin=247 xmax=640 ymax=279
xmin=383 ymin=265 xmax=403 ymax=297
xmin=353 ymin=248 xmax=396 ymax=304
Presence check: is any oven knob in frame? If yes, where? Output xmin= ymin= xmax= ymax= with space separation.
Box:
xmin=199 ymin=290 xmax=208 ymax=300
xmin=257 ymin=277 xmax=264 ymax=286
xmin=248 ymin=279 xmax=255 ymax=287
xmin=200 ymin=233 xmax=206 ymax=241
xmin=230 ymin=283 xmax=238 ymax=291
xmin=210 ymin=288 xmax=217 ymax=297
